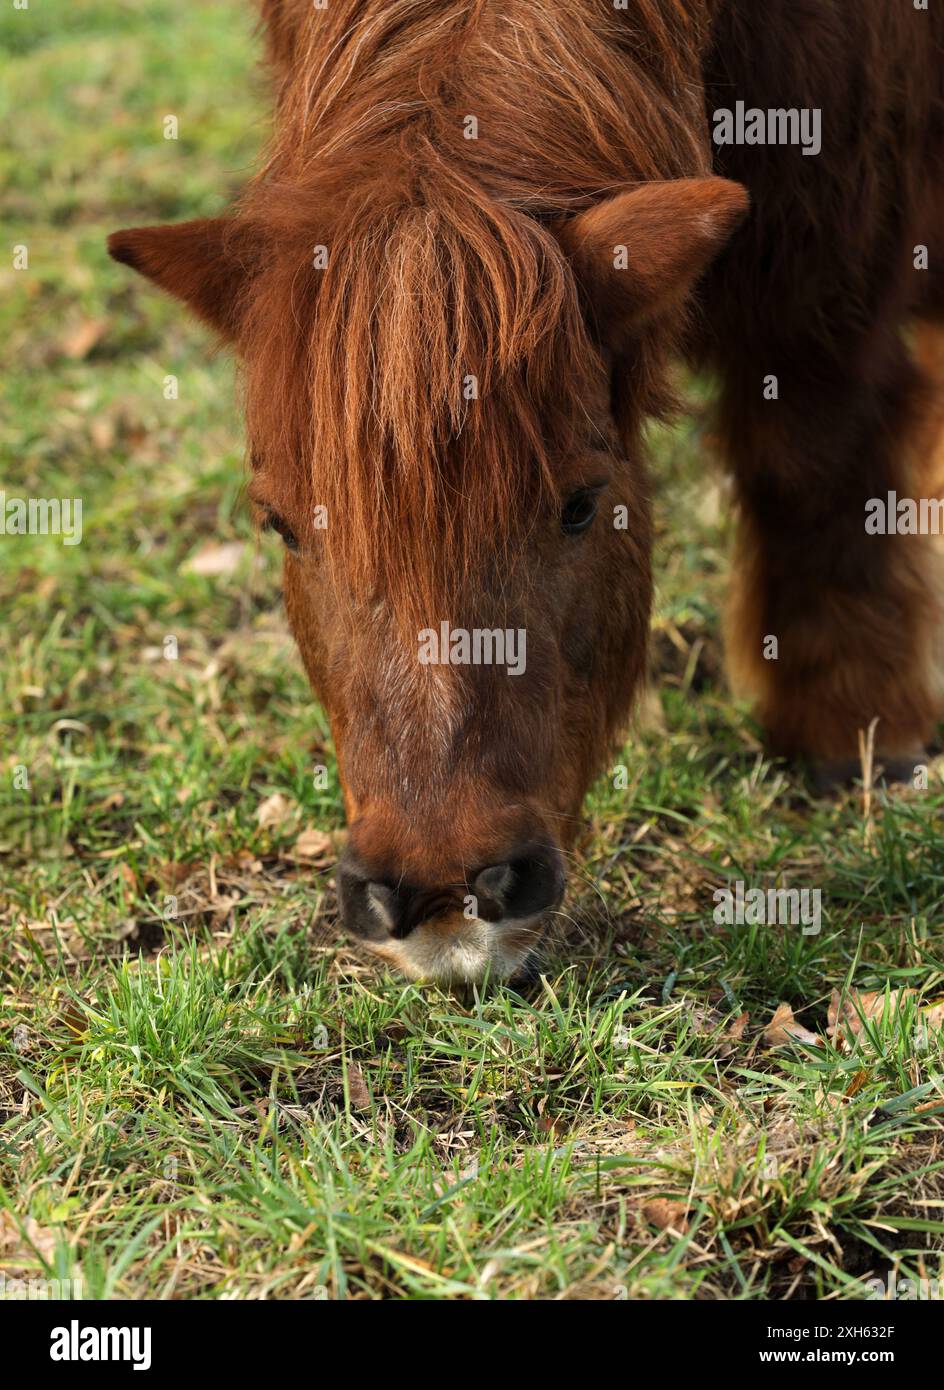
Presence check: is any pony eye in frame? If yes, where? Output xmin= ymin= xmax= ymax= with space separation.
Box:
xmin=561 ymin=488 xmax=600 ymax=536
xmin=263 ymin=512 xmax=300 ymax=552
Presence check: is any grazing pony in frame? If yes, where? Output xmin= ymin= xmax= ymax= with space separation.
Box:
xmin=110 ymin=0 xmax=944 ymax=983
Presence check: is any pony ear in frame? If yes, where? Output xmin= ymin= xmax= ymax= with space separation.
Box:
xmin=557 ymin=178 xmax=749 ymax=350
xmin=107 ymin=217 xmax=262 ymax=340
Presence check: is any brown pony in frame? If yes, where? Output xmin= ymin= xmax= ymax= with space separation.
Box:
xmin=110 ymin=0 xmax=944 ymax=983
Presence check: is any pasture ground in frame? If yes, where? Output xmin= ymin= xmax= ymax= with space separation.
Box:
xmin=2 ymin=0 xmax=944 ymax=1301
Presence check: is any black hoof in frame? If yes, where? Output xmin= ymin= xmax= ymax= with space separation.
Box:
xmin=810 ymin=751 xmax=926 ymax=794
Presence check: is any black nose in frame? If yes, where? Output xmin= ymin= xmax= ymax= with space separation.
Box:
xmin=336 ymin=842 xmax=564 ymax=940
xmin=471 ymin=845 xmax=564 ymax=923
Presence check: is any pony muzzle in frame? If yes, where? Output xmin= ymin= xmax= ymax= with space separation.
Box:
xmin=335 ymin=838 xmax=565 ymax=982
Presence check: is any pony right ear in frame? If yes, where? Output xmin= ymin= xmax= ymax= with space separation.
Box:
xmin=557 ymin=178 xmax=749 ymax=351
xmin=107 ymin=217 xmax=263 ymax=341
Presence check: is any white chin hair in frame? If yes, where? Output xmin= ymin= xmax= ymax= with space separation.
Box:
xmin=365 ymin=915 xmax=539 ymax=985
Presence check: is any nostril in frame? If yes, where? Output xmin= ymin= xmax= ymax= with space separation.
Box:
xmin=472 ymin=845 xmax=564 ymax=922
xmin=337 ymin=858 xmax=407 ymax=942
xmin=475 ymin=862 xmax=515 ymax=904
xmin=365 ymin=881 xmax=399 ymax=934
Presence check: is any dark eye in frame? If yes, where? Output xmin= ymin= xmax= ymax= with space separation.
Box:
xmin=561 ymin=488 xmax=601 ymax=536
xmin=262 ymin=512 xmax=299 ymax=552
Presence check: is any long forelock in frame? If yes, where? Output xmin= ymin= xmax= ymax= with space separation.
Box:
xmin=241 ymin=0 xmax=712 ymax=624
xmin=244 ymin=179 xmax=599 ymax=625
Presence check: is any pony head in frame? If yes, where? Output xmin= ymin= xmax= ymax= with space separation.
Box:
xmin=110 ymin=0 xmax=747 ymax=982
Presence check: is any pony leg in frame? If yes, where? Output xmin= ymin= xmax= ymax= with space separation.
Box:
xmin=718 ymin=333 xmax=944 ymax=779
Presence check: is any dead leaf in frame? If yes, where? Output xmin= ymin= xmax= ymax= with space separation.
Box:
xmin=725 ymin=1010 xmax=749 ymax=1041
xmin=0 ymin=1211 xmax=58 ymax=1270
xmin=61 ymin=317 xmax=109 ymax=360
xmin=922 ymin=1001 xmax=944 ymax=1032
xmin=224 ymin=850 xmax=265 ymax=875
xmin=118 ymin=862 xmax=138 ymax=894
xmin=346 ymin=1064 xmax=370 ymax=1109
xmin=828 ymin=988 xmax=917 ymax=1046
xmin=90 ymin=417 xmax=116 ymax=451
xmin=291 ymin=826 xmax=333 ymax=861
xmin=765 ymin=1002 xmax=822 ymax=1048
xmin=690 ymin=1006 xmax=723 ymax=1036
xmin=155 ymin=861 xmax=194 ymax=889
xmin=432 ymin=1158 xmax=480 ymax=1197
xmin=642 ymin=1199 xmax=689 ymax=1235
xmin=181 ymin=541 xmax=247 ymax=577
xmin=915 ymin=999 xmax=944 ymax=1050
xmin=844 ymin=1068 xmax=870 ymax=1098
xmin=59 ymin=999 xmax=88 ymax=1037
xmin=255 ymin=792 xmax=294 ymax=830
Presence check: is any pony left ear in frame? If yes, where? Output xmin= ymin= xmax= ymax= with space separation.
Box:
xmin=557 ymin=178 xmax=749 ymax=350
xmin=107 ymin=217 xmax=262 ymax=340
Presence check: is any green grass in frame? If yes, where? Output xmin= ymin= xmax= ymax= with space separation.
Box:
xmin=2 ymin=1 xmax=944 ymax=1301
